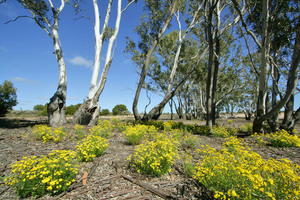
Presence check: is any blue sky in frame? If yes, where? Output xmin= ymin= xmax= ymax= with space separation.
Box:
xmin=0 ymin=0 xmax=166 ymax=113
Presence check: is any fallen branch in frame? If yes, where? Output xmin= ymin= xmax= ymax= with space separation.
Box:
xmin=121 ymin=175 xmax=178 ymax=200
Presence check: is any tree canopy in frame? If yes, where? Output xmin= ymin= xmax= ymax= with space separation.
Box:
xmin=0 ymin=80 xmax=18 ymax=117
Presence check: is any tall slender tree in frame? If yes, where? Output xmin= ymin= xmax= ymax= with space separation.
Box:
xmin=73 ymin=0 xmax=135 ymax=125
xmin=8 ymin=0 xmax=79 ymax=127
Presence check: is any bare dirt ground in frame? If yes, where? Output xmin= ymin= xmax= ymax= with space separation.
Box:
xmin=0 ymin=115 xmax=299 ymax=200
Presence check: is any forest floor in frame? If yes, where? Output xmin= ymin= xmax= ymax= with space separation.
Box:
xmin=0 ymin=115 xmax=299 ymax=199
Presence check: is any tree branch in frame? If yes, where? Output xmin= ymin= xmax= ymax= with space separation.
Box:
xmin=4 ymin=15 xmax=34 ymax=24
xmin=121 ymin=0 xmax=136 ymax=13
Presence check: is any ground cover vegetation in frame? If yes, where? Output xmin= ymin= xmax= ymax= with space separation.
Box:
xmin=3 ymin=118 xmax=299 ymax=199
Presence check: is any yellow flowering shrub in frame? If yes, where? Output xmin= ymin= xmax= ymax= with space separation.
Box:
xmin=24 ymin=124 xmax=68 ymax=143
xmin=76 ymin=135 xmax=109 ymax=162
xmin=193 ymin=137 xmax=300 ymax=200
xmin=129 ymin=134 xmax=179 ymax=176
xmin=267 ymin=130 xmax=300 ymax=147
xmin=211 ymin=126 xmax=236 ymax=138
xmin=89 ymin=120 xmax=114 ymax=138
xmin=123 ymin=124 xmax=157 ymax=145
xmin=74 ymin=124 xmax=86 ymax=139
xmin=5 ymin=150 xmax=78 ymax=198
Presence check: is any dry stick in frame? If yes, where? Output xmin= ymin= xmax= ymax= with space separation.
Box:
xmin=121 ymin=175 xmax=178 ymax=200
xmin=99 ymin=189 xmax=138 ymax=200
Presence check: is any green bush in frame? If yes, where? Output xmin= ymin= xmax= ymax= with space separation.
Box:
xmin=0 ymin=80 xmax=17 ymax=117
xmin=99 ymin=109 xmax=110 ymax=116
xmin=112 ymin=104 xmax=129 ymax=115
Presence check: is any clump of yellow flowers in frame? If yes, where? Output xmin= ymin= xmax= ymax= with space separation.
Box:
xmin=89 ymin=119 xmax=114 ymax=138
xmin=268 ymin=129 xmax=300 ymax=147
xmin=76 ymin=135 xmax=109 ymax=162
xmin=252 ymin=129 xmax=300 ymax=147
xmin=4 ymin=150 xmax=78 ymax=198
xmin=123 ymin=124 xmax=157 ymax=145
xmin=193 ymin=136 xmax=300 ymax=200
xmin=23 ymin=124 xmax=68 ymax=143
xmin=128 ymin=133 xmax=179 ymax=176
xmin=211 ymin=125 xmax=236 ymax=138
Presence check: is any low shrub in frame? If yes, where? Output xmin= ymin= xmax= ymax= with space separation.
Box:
xmin=76 ymin=135 xmax=109 ymax=162
xmin=89 ymin=120 xmax=114 ymax=138
xmin=5 ymin=150 xmax=78 ymax=198
xmin=74 ymin=124 xmax=86 ymax=140
xmin=24 ymin=125 xmax=68 ymax=143
xmin=123 ymin=124 xmax=157 ymax=145
xmin=211 ymin=126 xmax=234 ymax=138
xmin=128 ymin=135 xmax=179 ymax=176
xmin=180 ymin=133 xmax=200 ymax=150
xmin=240 ymin=123 xmax=253 ymax=133
xmin=267 ymin=130 xmax=300 ymax=147
xmin=193 ymin=137 xmax=300 ymax=200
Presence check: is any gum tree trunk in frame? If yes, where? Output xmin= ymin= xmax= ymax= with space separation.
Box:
xmin=47 ymin=26 xmax=67 ymax=127
xmin=73 ymin=0 xmax=135 ymax=125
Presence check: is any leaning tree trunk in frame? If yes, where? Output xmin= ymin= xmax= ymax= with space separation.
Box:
xmin=47 ymin=22 xmax=67 ymax=127
xmin=132 ymin=0 xmax=178 ymax=121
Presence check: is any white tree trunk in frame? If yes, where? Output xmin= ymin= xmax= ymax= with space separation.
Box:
xmin=74 ymin=0 xmax=134 ymax=125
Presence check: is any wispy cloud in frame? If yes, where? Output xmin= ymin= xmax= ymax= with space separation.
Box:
xmin=11 ymin=77 xmax=38 ymax=84
xmin=68 ymin=56 xmax=93 ymax=69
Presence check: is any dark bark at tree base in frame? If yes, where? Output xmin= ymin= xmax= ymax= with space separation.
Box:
xmin=73 ymin=99 xmax=99 ymax=126
xmin=47 ymin=91 xmax=66 ymax=127
xmin=252 ymin=117 xmax=264 ymax=134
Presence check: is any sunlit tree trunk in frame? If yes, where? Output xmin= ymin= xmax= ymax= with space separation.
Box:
xmin=74 ymin=0 xmax=135 ymax=125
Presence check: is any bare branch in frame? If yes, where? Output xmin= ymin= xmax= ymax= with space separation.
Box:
xmin=231 ymin=0 xmax=261 ymax=49
xmin=73 ymin=16 xmax=95 ymax=26
xmin=122 ymin=0 xmax=136 ymax=13
xmin=4 ymin=15 xmax=34 ymax=24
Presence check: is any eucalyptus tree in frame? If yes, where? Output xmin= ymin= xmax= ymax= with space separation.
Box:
xmin=7 ymin=0 xmax=79 ymax=127
xmin=191 ymin=0 xmax=245 ymax=128
xmin=73 ymin=0 xmax=135 ymax=125
xmin=232 ymin=0 xmax=300 ymax=133
xmin=127 ymin=0 xmax=209 ymax=121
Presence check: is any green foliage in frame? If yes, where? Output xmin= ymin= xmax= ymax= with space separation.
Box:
xmin=240 ymin=123 xmax=253 ymax=133
xmin=33 ymin=104 xmax=44 ymax=111
xmin=180 ymin=132 xmax=200 ymax=150
xmin=99 ymin=109 xmax=110 ymax=116
xmin=0 ymin=80 xmax=17 ymax=116
xmin=76 ymin=135 xmax=109 ymax=162
xmin=193 ymin=137 xmax=300 ymax=200
xmin=5 ymin=150 xmax=78 ymax=198
xmin=112 ymin=104 xmax=129 ymax=115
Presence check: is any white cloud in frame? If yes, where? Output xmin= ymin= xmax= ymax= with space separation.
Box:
xmin=11 ymin=77 xmax=38 ymax=84
xmin=68 ymin=56 xmax=93 ymax=69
